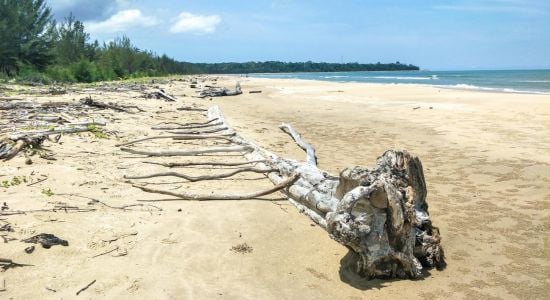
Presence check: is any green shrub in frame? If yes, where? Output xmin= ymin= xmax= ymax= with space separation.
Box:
xmin=46 ymin=65 xmax=75 ymax=83
xmin=71 ymin=59 xmax=97 ymax=83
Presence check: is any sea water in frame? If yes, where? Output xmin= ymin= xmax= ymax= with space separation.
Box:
xmin=251 ymin=69 xmax=550 ymax=94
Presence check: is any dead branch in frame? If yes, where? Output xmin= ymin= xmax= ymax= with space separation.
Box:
xmin=120 ymin=145 xmax=253 ymax=157
xmin=135 ymin=174 xmax=299 ymax=201
xmin=81 ymin=96 xmax=134 ymax=113
xmin=114 ymin=134 xmax=234 ymax=147
xmin=279 ymin=123 xmax=317 ymax=166
xmin=177 ymin=107 xmax=207 ymax=112
xmin=124 ymin=167 xmax=276 ymax=181
xmin=76 ymin=279 xmax=96 ymax=296
xmin=166 ymin=127 xmax=229 ymax=135
xmin=0 ymin=258 xmax=33 ymax=271
xmin=141 ymin=159 xmax=268 ymax=168
xmin=151 ymin=122 xmax=223 ymax=130
xmin=153 ymin=118 xmax=219 ymax=128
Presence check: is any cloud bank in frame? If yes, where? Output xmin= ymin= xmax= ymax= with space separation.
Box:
xmin=170 ymin=12 xmax=221 ymax=34
xmin=86 ymin=9 xmax=158 ymax=34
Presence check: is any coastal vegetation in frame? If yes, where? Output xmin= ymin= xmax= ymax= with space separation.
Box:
xmin=0 ymin=0 xmax=418 ymax=84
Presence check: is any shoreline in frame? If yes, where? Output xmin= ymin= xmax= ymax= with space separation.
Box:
xmin=241 ymin=69 xmax=550 ymax=95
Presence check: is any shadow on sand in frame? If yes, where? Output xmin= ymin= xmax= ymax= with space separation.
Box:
xmin=338 ymin=249 xmax=434 ymax=290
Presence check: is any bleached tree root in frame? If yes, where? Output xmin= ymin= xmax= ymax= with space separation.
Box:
xmin=279 ymin=123 xmax=317 ymax=166
xmin=124 ymin=167 xmax=276 ymax=181
xmin=142 ymin=159 xmax=267 ymax=168
xmin=205 ymin=106 xmax=445 ymax=279
xmin=119 ymin=145 xmax=253 ymax=157
xmin=135 ymin=174 xmax=299 ymax=201
xmin=152 ymin=122 xmax=223 ymax=130
xmin=115 ymin=134 xmax=234 ymax=147
xmin=166 ymin=127 xmax=229 ymax=135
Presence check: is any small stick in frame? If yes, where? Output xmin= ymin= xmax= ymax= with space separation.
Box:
xmin=91 ymin=246 xmax=119 ymax=258
xmin=120 ymin=145 xmax=253 ymax=157
xmin=27 ymin=177 xmax=48 ymax=186
xmin=76 ymin=279 xmax=96 ymax=296
xmin=176 ymin=107 xmax=206 ymax=112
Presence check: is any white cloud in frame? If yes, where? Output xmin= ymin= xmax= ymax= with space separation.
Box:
xmin=86 ymin=9 xmax=158 ymax=33
xmin=170 ymin=12 xmax=221 ymax=34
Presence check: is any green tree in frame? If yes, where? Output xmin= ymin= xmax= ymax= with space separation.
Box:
xmin=54 ymin=13 xmax=89 ymax=65
xmin=0 ymin=0 xmax=56 ymax=75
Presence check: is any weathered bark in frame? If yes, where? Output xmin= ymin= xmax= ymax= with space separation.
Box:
xmin=204 ymin=105 xmax=445 ymax=279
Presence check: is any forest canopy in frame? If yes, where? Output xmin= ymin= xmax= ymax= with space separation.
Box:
xmin=0 ymin=0 xmax=419 ymax=83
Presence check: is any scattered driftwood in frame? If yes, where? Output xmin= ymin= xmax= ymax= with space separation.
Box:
xmin=120 ymin=103 xmax=444 ymax=280
xmin=198 ymin=82 xmax=242 ymax=98
xmin=0 ymin=258 xmax=32 ymax=271
xmin=144 ymin=90 xmax=176 ymax=101
xmin=81 ymin=96 xmax=136 ymax=113
xmin=135 ymin=174 xmax=299 ymax=201
xmin=249 ymin=90 xmax=262 ymax=94
xmin=176 ymin=106 xmax=207 ymax=112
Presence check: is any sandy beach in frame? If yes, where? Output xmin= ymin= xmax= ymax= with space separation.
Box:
xmin=1 ymin=76 xmax=549 ymax=299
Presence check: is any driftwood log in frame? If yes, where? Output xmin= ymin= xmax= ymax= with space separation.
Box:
xmin=131 ymin=105 xmax=445 ymax=279
xmin=207 ymin=106 xmax=445 ymax=278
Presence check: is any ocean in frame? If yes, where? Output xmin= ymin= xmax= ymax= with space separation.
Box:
xmin=251 ymin=69 xmax=550 ymax=94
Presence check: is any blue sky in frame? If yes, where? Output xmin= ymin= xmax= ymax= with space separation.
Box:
xmin=48 ymin=0 xmax=550 ymax=70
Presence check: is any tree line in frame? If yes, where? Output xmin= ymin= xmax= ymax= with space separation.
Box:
xmin=0 ymin=0 xmax=419 ymax=83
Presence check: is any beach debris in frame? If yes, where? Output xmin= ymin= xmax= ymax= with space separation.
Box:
xmin=197 ymin=82 xmax=242 ymax=98
xmin=413 ymin=106 xmax=421 ymax=110
xmin=230 ymin=243 xmax=253 ymax=254
xmin=81 ymin=96 xmax=139 ymax=113
xmin=249 ymin=90 xmax=262 ymax=94
xmin=22 ymin=233 xmax=69 ymax=248
xmin=124 ymin=105 xmax=445 ymax=280
xmin=76 ymin=279 xmax=96 ymax=296
xmin=144 ymin=89 xmax=177 ymax=101
xmin=0 ymin=258 xmax=32 ymax=271
xmin=24 ymin=246 xmax=35 ymax=254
